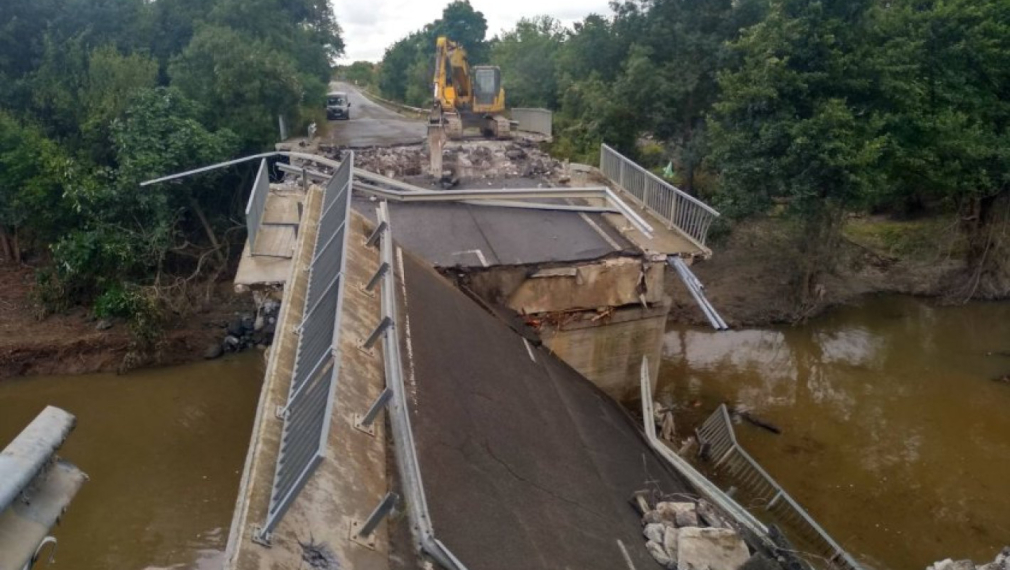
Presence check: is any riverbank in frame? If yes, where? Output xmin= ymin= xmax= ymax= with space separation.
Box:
xmin=667 ymin=214 xmax=972 ymax=327
xmin=0 ymin=264 xmax=254 ymax=378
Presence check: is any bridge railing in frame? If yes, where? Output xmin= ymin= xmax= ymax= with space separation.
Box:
xmin=511 ymin=108 xmax=552 ymax=137
xmin=696 ymin=404 xmax=862 ymax=570
xmin=600 ymin=143 xmax=720 ymax=248
xmin=245 ymin=158 xmax=270 ymax=256
xmin=254 ymin=151 xmax=354 ymax=541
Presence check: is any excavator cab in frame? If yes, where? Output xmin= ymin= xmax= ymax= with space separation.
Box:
xmin=472 ymin=66 xmax=501 ymax=109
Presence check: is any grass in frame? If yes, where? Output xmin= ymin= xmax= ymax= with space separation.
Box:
xmin=843 ymin=215 xmax=964 ymax=261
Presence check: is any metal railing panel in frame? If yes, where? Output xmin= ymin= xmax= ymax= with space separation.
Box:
xmin=599 ymin=143 xmax=720 ymax=247
xmin=696 ymin=404 xmax=862 ymax=570
xmin=245 ymin=159 xmax=270 ymax=255
xmin=511 ymin=108 xmax=553 ymax=137
xmin=257 ymin=152 xmax=355 ymax=540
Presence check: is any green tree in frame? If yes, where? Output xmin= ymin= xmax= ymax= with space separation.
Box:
xmin=0 ymin=113 xmax=77 ymax=262
xmin=490 ymin=16 xmax=563 ymax=109
xmin=709 ymin=0 xmax=884 ymax=301
xmin=170 ymin=25 xmax=308 ymax=148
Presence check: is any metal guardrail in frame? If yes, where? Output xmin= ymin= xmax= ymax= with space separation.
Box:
xmin=254 ymin=152 xmax=355 ymax=542
xmin=371 ymin=202 xmax=469 ymax=569
xmin=600 ymin=143 xmax=720 ymax=248
xmin=696 ymin=404 xmax=862 ymax=570
xmin=511 ymin=108 xmax=552 ymax=137
xmin=639 ymin=358 xmax=771 ymax=541
xmin=245 ymin=158 xmax=270 ymax=256
xmin=668 ymin=256 xmax=728 ymax=330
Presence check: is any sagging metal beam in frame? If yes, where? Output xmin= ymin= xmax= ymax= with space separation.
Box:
xmin=0 ymin=406 xmax=76 ymax=512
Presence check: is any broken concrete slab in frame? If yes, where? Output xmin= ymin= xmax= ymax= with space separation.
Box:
xmin=644 ymin=523 xmax=666 ymax=544
xmin=647 ymin=540 xmax=675 ymax=569
xmin=657 ymin=501 xmax=700 ymax=528
xmin=676 ymin=527 xmax=751 ymax=570
xmin=663 ymin=526 xmax=680 ymax=561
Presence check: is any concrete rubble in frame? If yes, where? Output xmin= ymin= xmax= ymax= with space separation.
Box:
xmin=347 ymin=139 xmax=565 ymax=183
xmin=640 ymin=499 xmax=762 ymax=570
xmin=928 ymin=547 xmax=1010 ymax=570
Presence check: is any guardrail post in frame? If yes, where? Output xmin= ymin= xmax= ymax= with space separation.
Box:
xmin=363 ymin=262 xmax=390 ymax=293
xmin=354 ymin=387 xmax=393 ymax=436
xmin=349 ymin=492 xmax=399 ymax=549
xmin=365 ymin=220 xmax=388 ymax=248
xmin=359 ymin=316 xmax=392 ymax=352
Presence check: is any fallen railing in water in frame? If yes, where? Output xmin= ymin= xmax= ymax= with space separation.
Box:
xmin=696 ymin=405 xmax=863 ymax=570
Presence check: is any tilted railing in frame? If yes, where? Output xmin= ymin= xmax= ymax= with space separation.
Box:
xmin=696 ymin=405 xmax=862 ymax=570
xmin=368 ymin=201 xmax=470 ymax=569
xmin=600 ymin=143 xmax=720 ymax=247
xmin=254 ymin=152 xmax=354 ymax=542
xmin=511 ymin=108 xmax=552 ymax=137
xmin=245 ymin=158 xmax=270 ymax=255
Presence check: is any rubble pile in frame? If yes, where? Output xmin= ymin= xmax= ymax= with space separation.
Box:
xmin=928 ymin=548 xmax=1010 ymax=570
xmin=350 ymin=139 xmax=565 ymax=182
xmin=638 ymin=498 xmax=779 ymax=570
xmin=204 ymin=299 xmax=280 ymax=359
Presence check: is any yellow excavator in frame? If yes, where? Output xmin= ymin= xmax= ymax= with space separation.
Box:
xmin=430 ymin=36 xmax=510 ymax=139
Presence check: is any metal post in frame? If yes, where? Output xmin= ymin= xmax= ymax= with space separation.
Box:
xmin=364 ymin=262 xmax=390 ymax=292
xmin=365 ymin=220 xmax=388 ymax=248
xmin=360 ymin=316 xmax=392 ymax=351
xmin=354 ymin=387 xmax=393 ymax=436
xmin=350 ymin=492 xmax=399 ymax=549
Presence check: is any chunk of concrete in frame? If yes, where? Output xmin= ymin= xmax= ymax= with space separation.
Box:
xmin=676 ymin=527 xmax=750 ymax=570
xmin=644 ymin=523 xmax=666 ymax=543
xmin=657 ymin=501 xmax=699 ymax=528
xmin=929 ymin=560 xmax=976 ymax=570
xmin=663 ymin=526 xmax=680 ymax=560
xmin=647 ymin=540 xmax=675 ymax=569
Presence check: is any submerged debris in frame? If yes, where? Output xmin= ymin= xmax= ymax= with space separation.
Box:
xmin=928 ymin=547 xmax=1010 ymax=570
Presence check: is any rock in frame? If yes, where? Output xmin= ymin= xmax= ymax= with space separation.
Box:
xmin=643 ymin=510 xmax=663 ymax=525
xmin=227 ymin=318 xmax=244 ymax=337
xmin=644 ymin=523 xmax=666 ymax=543
xmin=204 ymin=343 xmax=223 ymax=360
xmin=240 ymin=313 xmax=255 ymax=331
xmin=646 ymin=540 xmax=675 ymax=569
xmin=929 ymin=561 xmax=976 ymax=570
xmin=657 ymin=501 xmax=699 ymax=528
xmin=96 ymin=319 xmax=113 ymax=331
xmin=676 ymin=527 xmax=750 ymax=570
xmin=740 ymin=553 xmax=783 ymax=570
xmin=663 ymin=526 xmax=679 ymax=561
xmin=505 ymin=148 xmax=526 ymax=160
xmin=697 ymin=500 xmax=730 ymax=529
xmin=224 ymin=335 xmax=241 ymax=350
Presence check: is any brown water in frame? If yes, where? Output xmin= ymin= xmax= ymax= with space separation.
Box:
xmin=660 ymin=295 xmax=1010 ymax=569
xmin=0 ymin=353 xmax=263 ymax=570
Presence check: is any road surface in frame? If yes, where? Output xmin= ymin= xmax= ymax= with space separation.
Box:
xmin=326 ymin=81 xmax=426 ymax=148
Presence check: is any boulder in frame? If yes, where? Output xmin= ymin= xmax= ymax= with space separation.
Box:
xmin=676 ymin=527 xmax=750 ymax=570
xmin=646 ymin=540 xmax=675 ymax=569
xmin=657 ymin=502 xmax=700 ymax=528
xmin=644 ymin=523 xmax=666 ymax=543
xmin=203 ymin=343 xmax=223 ymax=360
xmin=643 ymin=510 xmax=663 ymax=526
xmin=96 ymin=319 xmax=113 ymax=331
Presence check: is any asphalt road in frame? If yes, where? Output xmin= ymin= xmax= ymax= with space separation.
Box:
xmin=326 ymin=81 xmax=426 ymax=148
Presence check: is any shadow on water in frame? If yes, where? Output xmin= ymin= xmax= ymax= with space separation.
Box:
xmin=660 ymin=295 xmax=1010 ymax=570
xmin=0 ymin=353 xmax=263 ymax=570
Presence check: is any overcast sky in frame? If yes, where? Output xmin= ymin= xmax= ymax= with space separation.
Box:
xmin=334 ymin=0 xmax=613 ymax=63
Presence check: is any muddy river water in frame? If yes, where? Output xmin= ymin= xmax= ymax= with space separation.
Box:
xmin=0 ymin=353 xmax=262 ymax=570
xmin=660 ymin=295 xmax=1010 ymax=569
